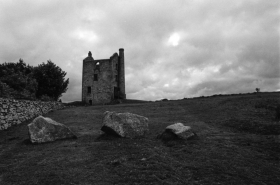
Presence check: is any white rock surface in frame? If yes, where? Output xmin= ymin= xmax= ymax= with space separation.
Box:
xmin=164 ymin=123 xmax=196 ymax=140
xmin=28 ymin=116 xmax=76 ymax=143
xmin=101 ymin=111 xmax=149 ymax=138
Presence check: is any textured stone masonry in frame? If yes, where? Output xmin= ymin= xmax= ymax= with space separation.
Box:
xmin=0 ymin=98 xmax=64 ymax=130
xmin=82 ymin=48 xmax=126 ymax=105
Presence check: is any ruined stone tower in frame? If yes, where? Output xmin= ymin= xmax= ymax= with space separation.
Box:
xmin=82 ymin=48 xmax=126 ymax=105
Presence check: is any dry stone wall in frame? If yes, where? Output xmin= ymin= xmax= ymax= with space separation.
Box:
xmin=0 ymin=98 xmax=64 ymax=130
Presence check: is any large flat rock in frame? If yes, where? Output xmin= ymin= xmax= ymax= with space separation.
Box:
xmin=28 ymin=116 xmax=77 ymax=143
xmin=101 ymin=111 xmax=149 ymax=138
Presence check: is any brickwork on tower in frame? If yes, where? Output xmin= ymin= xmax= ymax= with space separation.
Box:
xmin=82 ymin=49 xmax=126 ymax=105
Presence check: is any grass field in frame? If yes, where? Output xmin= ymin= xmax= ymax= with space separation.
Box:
xmin=0 ymin=92 xmax=279 ymax=184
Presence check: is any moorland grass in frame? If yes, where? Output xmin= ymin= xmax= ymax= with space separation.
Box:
xmin=0 ymin=92 xmax=279 ymax=184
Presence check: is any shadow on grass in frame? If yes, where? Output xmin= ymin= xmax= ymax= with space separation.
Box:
xmin=94 ymin=133 xmax=122 ymax=142
xmin=94 ymin=125 xmax=123 ymax=142
xmin=22 ymin=139 xmax=32 ymax=145
xmin=22 ymin=136 xmax=78 ymax=145
xmin=157 ymin=130 xmax=199 ymax=147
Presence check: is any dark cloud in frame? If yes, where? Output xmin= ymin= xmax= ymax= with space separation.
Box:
xmin=0 ymin=0 xmax=279 ymax=102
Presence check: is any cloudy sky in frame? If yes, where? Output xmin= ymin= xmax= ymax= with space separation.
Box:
xmin=0 ymin=0 xmax=279 ymax=102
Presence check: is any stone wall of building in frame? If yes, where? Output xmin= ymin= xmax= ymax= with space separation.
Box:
xmin=82 ymin=48 xmax=125 ymax=105
xmin=82 ymin=54 xmax=97 ymax=104
xmin=0 ymin=98 xmax=65 ymax=130
xmin=92 ymin=58 xmax=113 ymax=104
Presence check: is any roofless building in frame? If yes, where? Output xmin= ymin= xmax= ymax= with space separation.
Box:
xmin=82 ymin=48 xmax=126 ymax=105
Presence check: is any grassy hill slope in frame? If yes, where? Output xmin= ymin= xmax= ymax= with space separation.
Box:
xmin=0 ymin=92 xmax=279 ymax=184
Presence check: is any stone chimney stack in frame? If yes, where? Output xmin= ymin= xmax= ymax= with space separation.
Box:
xmin=119 ymin=48 xmax=126 ymax=99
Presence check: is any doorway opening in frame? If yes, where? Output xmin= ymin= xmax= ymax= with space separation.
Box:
xmin=114 ymin=87 xmax=120 ymax=99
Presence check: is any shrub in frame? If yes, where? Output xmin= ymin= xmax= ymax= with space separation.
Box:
xmin=0 ymin=59 xmax=68 ymax=101
xmin=33 ymin=60 xmax=69 ymax=101
xmin=40 ymin=95 xmax=54 ymax=102
xmin=0 ymin=81 xmax=15 ymax=98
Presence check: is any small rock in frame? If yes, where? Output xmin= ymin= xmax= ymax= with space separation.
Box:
xmin=110 ymin=156 xmax=127 ymax=165
xmin=28 ymin=116 xmax=77 ymax=143
xmin=158 ymin=123 xmax=196 ymax=141
xmin=101 ymin=111 xmax=149 ymax=138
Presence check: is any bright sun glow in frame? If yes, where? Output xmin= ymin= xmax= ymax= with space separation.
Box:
xmin=71 ymin=29 xmax=98 ymax=42
xmin=168 ymin=33 xmax=180 ymax=46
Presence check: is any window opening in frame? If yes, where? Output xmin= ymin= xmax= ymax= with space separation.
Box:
xmin=95 ymin=62 xmax=100 ymax=71
xmin=94 ymin=74 xmax=98 ymax=81
xmin=87 ymin=86 xmax=91 ymax=94
xmin=115 ymin=75 xmax=118 ymax=82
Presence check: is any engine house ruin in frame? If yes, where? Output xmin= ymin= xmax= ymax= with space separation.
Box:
xmin=82 ymin=48 xmax=126 ymax=105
